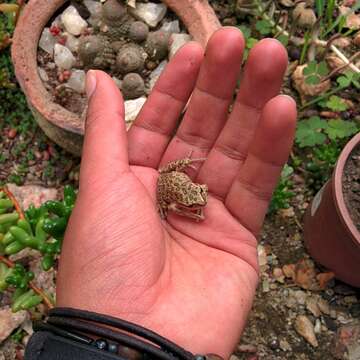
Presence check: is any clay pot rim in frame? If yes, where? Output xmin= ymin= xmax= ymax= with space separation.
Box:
xmin=332 ymin=131 xmax=360 ymax=247
xmin=12 ymin=0 xmax=221 ymax=141
xmin=12 ymin=0 xmax=84 ymax=135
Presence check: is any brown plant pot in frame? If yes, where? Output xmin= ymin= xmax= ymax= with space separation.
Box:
xmin=12 ymin=0 xmax=221 ymax=156
xmin=304 ymin=132 xmax=360 ymax=287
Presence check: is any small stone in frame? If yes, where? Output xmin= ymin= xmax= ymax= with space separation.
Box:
xmin=257 ymin=245 xmax=267 ymax=267
xmin=333 ymin=322 xmax=360 ymax=360
xmin=128 ymin=21 xmax=149 ymax=43
xmin=161 ymin=20 xmax=180 ymax=34
xmin=0 ymin=307 xmax=28 ymax=342
xmin=38 ymin=67 xmax=49 ymax=82
xmin=5 ymin=184 xmax=59 ymax=210
xmin=39 ymin=28 xmax=56 ymax=55
xmin=84 ymin=0 xmax=102 ymax=17
xmin=314 ymin=319 xmax=322 ymax=334
xmin=273 ymin=267 xmax=285 ymax=283
xmin=169 ymin=33 xmax=192 ymax=58
xmin=66 ymin=70 xmax=86 ymax=93
xmin=332 ymin=37 xmax=351 ymax=48
xmin=65 ymin=32 xmax=80 ymax=53
xmin=149 ymin=60 xmax=167 ymax=90
xmin=54 ymin=43 xmax=76 ymax=70
xmin=269 ymin=338 xmax=279 ymax=350
xmin=306 ymin=297 xmax=321 ymax=317
xmin=294 ymin=290 xmax=307 ymax=305
xmin=122 ymin=73 xmax=145 ymax=99
xmin=61 ymin=5 xmax=88 ymax=36
xmin=339 ymin=6 xmax=360 ymax=30
xmin=125 ymin=97 xmax=146 ymax=123
xmin=294 ymin=315 xmax=318 ymax=347
xmin=130 ymin=2 xmax=167 ymax=28
xmin=7 ymin=128 xmax=17 ymax=139
xmin=293 ymin=3 xmax=317 ymax=28
xmin=318 ymin=298 xmax=330 ymax=315
xmin=279 ymin=339 xmax=292 ymax=352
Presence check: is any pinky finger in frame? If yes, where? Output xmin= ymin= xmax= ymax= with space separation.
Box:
xmin=225 ymin=95 xmax=297 ymax=236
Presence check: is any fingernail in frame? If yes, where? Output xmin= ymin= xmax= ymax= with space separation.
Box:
xmin=86 ymin=70 xmax=97 ymax=98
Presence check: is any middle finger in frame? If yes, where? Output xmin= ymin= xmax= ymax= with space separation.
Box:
xmin=159 ymin=27 xmax=245 ymax=170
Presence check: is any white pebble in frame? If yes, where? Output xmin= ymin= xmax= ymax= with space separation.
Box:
xmin=130 ymin=2 xmax=167 ymax=28
xmin=149 ymin=60 xmax=168 ymax=90
xmin=54 ymin=44 xmax=76 ymax=70
xmin=66 ymin=70 xmax=86 ymax=93
xmin=39 ymin=28 xmax=56 ymax=55
xmin=169 ymin=33 xmax=192 ymax=58
xmin=84 ymin=0 xmax=102 ymax=17
xmin=38 ymin=67 xmax=49 ymax=82
xmin=161 ymin=20 xmax=180 ymax=34
xmin=61 ymin=5 xmax=88 ymax=36
xmin=125 ymin=97 xmax=146 ymax=123
xmin=65 ymin=32 xmax=80 ymax=53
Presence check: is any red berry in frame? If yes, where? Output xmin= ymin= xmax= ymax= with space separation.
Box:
xmin=8 ymin=128 xmax=17 ymax=139
xmin=50 ymin=25 xmax=61 ymax=36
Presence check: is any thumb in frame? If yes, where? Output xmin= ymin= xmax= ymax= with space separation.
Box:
xmin=79 ymin=70 xmax=129 ymax=192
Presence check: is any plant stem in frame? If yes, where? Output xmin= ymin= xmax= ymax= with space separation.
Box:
xmin=254 ymin=0 xmax=360 ymax=73
xmin=1 ymin=186 xmax=25 ymax=220
xmin=300 ymin=86 xmax=344 ymax=110
xmin=0 ymin=256 xmax=54 ymax=310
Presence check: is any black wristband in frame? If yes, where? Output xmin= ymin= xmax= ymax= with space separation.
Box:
xmin=24 ymin=308 xmax=223 ymax=360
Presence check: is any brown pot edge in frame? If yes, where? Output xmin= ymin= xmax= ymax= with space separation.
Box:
xmin=12 ymin=0 xmax=222 ymax=140
xmin=332 ymin=131 xmax=360 ymax=247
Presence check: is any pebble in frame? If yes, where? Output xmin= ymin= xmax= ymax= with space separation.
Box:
xmin=7 ymin=128 xmax=17 ymax=139
xmin=61 ymin=5 xmax=88 ymax=36
xmin=124 ymin=97 xmax=146 ymax=123
xmin=130 ymin=2 xmax=167 ymax=28
xmin=66 ymin=69 xmax=86 ymax=93
xmin=294 ymin=315 xmax=318 ymax=347
xmin=169 ymin=33 xmax=192 ymax=58
xmin=54 ymin=44 xmax=76 ymax=70
xmin=38 ymin=67 xmax=49 ymax=82
xmin=306 ymin=296 xmax=321 ymax=317
xmin=65 ymin=32 xmax=80 ymax=53
xmin=0 ymin=307 xmax=28 ymax=342
xmin=294 ymin=290 xmax=307 ymax=305
xmin=279 ymin=339 xmax=292 ymax=352
xmin=161 ymin=20 xmax=180 ymax=34
xmin=84 ymin=0 xmax=102 ymax=27
xmin=39 ymin=28 xmax=56 ymax=55
xmin=149 ymin=60 xmax=167 ymax=90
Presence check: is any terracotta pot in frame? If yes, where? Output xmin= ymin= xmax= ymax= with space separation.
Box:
xmin=12 ymin=0 xmax=221 ymax=156
xmin=304 ymin=132 xmax=360 ymax=287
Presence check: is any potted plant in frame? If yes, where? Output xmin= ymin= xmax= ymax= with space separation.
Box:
xmin=304 ymin=132 xmax=360 ymax=287
xmin=11 ymin=0 xmax=220 ymax=155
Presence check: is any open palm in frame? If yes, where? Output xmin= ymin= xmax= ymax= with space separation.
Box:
xmin=57 ymin=28 xmax=297 ymax=358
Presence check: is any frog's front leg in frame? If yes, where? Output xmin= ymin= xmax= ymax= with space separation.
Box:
xmin=168 ymin=203 xmax=205 ymax=221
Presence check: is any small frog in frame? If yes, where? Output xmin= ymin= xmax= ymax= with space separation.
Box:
xmin=156 ymin=155 xmax=208 ymax=221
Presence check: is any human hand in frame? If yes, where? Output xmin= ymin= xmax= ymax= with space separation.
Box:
xmin=57 ymin=27 xmax=297 ymax=358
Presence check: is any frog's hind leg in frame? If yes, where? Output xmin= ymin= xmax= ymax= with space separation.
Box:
xmin=168 ymin=203 xmax=205 ymax=221
xmin=159 ymin=155 xmax=206 ymax=174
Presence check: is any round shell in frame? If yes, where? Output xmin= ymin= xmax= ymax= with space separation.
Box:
xmin=122 ymin=73 xmax=145 ymax=99
xmin=144 ymin=31 xmax=170 ymax=61
xmin=128 ymin=21 xmax=149 ymax=43
xmin=115 ymin=44 xmax=146 ymax=74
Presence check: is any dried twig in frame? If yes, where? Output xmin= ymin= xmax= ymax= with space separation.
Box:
xmin=2 ymin=186 xmax=25 ymax=220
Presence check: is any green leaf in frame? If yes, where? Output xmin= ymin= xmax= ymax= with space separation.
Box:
xmin=277 ymin=34 xmax=289 ymax=46
xmin=337 ymin=75 xmax=351 ymax=88
xmin=255 ymin=19 xmax=272 ymax=35
xmin=305 ymin=74 xmax=320 ymax=85
xmin=303 ymin=61 xmax=317 ymax=74
xmin=325 ymin=95 xmax=348 ymax=112
xmin=317 ymin=61 xmax=329 ymax=76
xmin=296 ymin=116 xmax=328 ymax=147
xmin=238 ymin=25 xmax=251 ymax=39
xmin=325 ymin=119 xmax=359 ymax=140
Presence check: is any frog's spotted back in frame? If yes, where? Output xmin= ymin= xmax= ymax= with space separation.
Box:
xmin=156 ymin=156 xmax=208 ymax=221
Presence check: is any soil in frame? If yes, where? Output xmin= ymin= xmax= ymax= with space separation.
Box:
xmin=343 ymin=144 xmax=360 ymax=232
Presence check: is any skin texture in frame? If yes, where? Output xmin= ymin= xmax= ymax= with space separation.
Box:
xmin=57 ymin=28 xmax=297 ymax=359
